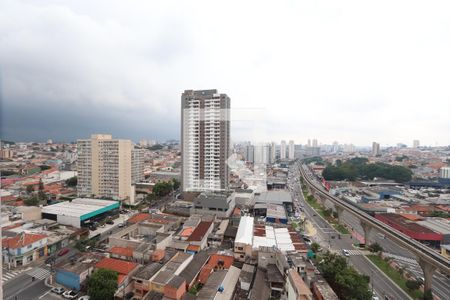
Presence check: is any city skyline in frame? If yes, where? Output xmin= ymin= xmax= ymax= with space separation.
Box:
xmin=1 ymin=1 xmax=450 ymax=146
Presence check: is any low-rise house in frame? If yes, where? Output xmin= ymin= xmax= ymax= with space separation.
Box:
xmin=164 ymin=275 xmax=186 ymax=300
xmin=186 ymin=221 xmax=214 ymax=250
xmin=285 ymin=269 xmax=312 ymax=300
xmin=133 ymin=263 xmax=164 ymax=297
xmin=55 ymin=254 xmax=99 ymax=290
xmin=95 ymin=257 xmax=140 ymax=293
xmin=2 ymin=232 xmax=48 ymax=267
xmin=179 ymin=251 xmax=209 ymax=289
xmin=310 ymin=276 xmax=339 ymax=300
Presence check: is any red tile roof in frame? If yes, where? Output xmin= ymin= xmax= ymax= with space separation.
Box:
xmin=95 ymin=257 xmax=138 ymax=276
xmin=127 ymin=213 xmax=151 ymax=224
xmin=186 ymin=244 xmax=201 ymax=252
xmin=186 ymin=221 xmax=212 ymax=242
xmin=110 ymin=246 xmax=134 ymax=257
xmin=2 ymin=233 xmax=47 ymax=249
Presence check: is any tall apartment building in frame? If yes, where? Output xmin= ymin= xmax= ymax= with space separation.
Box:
xmin=288 ymin=140 xmax=295 ymax=160
xmin=280 ymin=140 xmax=287 ymax=159
xmin=77 ymin=134 xmax=138 ymax=201
xmin=244 ymin=144 xmax=255 ymax=163
xmin=312 ymin=139 xmax=318 ymax=148
xmin=372 ymin=142 xmax=381 ymax=156
xmin=132 ymin=148 xmax=144 ymax=184
xmin=413 ymin=140 xmax=420 ymax=148
xmin=181 ymin=89 xmax=230 ymax=192
xmin=270 ymin=142 xmax=276 ymax=163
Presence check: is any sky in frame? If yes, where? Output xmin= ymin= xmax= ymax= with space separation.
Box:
xmin=1 ymin=0 xmax=450 ymax=147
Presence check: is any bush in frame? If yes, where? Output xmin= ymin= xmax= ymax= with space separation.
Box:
xmin=405 ymin=279 xmax=421 ymax=291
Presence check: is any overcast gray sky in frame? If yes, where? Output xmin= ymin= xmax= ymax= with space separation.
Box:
xmin=1 ymin=0 xmax=449 ymax=146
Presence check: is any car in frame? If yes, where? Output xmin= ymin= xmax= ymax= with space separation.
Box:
xmin=63 ymin=290 xmax=79 ymax=299
xmin=118 ymin=223 xmax=125 ymax=228
xmin=58 ymin=248 xmax=70 ymax=256
xmin=342 ymin=249 xmax=350 ymax=257
xmin=100 ymin=224 xmax=106 ymax=228
xmin=106 ymin=220 xmax=114 ymax=225
xmin=77 ymin=296 xmax=90 ymax=300
xmin=51 ymin=287 xmax=65 ymax=294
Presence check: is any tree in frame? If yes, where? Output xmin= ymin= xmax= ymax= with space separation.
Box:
xmin=88 ymin=269 xmax=118 ymax=300
xmin=172 ymin=178 xmax=180 ymax=190
xmin=24 ymin=195 xmax=39 ymax=206
xmin=39 ymin=165 xmax=51 ymax=171
xmin=318 ymin=251 xmax=372 ymax=300
xmin=368 ymin=242 xmax=383 ymax=255
xmin=405 ymin=279 xmax=421 ymax=291
xmin=152 ymin=181 xmax=173 ymax=197
xmin=65 ymin=176 xmax=78 ymax=187
xmin=26 ymin=185 xmax=34 ymax=194
xmin=423 ymin=290 xmax=433 ymax=300
xmin=311 ymin=242 xmax=321 ymax=253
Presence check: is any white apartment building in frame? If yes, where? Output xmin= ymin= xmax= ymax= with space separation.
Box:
xmin=372 ymin=142 xmax=381 ymax=156
xmin=181 ymin=90 xmax=230 ymax=192
xmin=132 ymin=148 xmax=144 ymax=184
xmin=77 ymin=134 xmax=140 ymax=202
xmin=288 ymin=140 xmax=295 ymax=160
xmin=280 ymin=140 xmax=287 ymax=159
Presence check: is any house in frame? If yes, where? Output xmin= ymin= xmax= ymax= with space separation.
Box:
xmin=164 ymin=275 xmax=186 ymax=300
xmin=285 ymin=269 xmax=312 ymax=300
xmin=179 ymin=251 xmax=209 ymax=289
xmin=150 ymin=252 xmax=193 ymax=293
xmin=95 ymin=257 xmax=140 ymax=291
xmin=2 ymin=232 xmax=48 ymax=268
xmin=186 ymin=221 xmax=214 ymax=250
xmin=133 ymin=263 xmax=164 ymax=297
xmin=55 ymin=254 xmax=99 ymax=290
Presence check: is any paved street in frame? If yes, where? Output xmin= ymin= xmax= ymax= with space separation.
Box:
xmin=288 ymin=164 xmax=411 ymax=300
xmin=293 ymin=163 xmax=450 ymax=300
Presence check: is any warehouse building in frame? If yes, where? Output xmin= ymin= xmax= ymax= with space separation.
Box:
xmin=42 ymin=198 xmax=120 ymax=228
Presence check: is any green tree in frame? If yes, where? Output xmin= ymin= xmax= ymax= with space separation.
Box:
xmin=152 ymin=181 xmax=173 ymax=197
xmin=311 ymin=242 xmax=321 ymax=253
xmin=88 ymin=269 xmax=118 ymax=300
xmin=172 ymin=178 xmax=180 ymax=190
xmin=368 ymin=242 xmax=383 ymax=255
xmin=405 ymin=279 xmax=421 ymax=291
xmin=24 ymin=195 xmax=39 ymax=206
xmin=318 ymin=251 xmax=372 ymax=300
xmin=65 ymin=176 xmax=78 ymax=187
xmin=423 ymin=289 xmax=433 ymax=300
xmin=26 ymin=185 xmax=34 ymax=194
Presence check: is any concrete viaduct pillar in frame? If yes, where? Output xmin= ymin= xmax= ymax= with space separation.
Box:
xmin=335 ymin=205 xmax=344 ymax=223
xmin=418 ymin=257 xmax=436 ymax=294
xmin=360 ymin=221 xmax=373 ymax=247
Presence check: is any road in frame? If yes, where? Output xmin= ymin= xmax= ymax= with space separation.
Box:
xmin=304 ymin=169 xmax=450 ymax=300
xmin=2 ymin=267 xmax=58 ymax=300
xmin=288 ymin=164 xmax=412 ymax=300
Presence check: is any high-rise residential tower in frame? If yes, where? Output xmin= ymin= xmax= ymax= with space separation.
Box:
xmin=413 ymin=140 xmax=420 ymax=148
xmin=288 ymin=140 xmax=295 ymax=160
xmin=280 ymin=140 xmax=287 ymax=159
xmin=181 ymin=89 xmax=230 ymax=192
xmin=77 ymin=134 xmax=139 ymax=201
xmin=270 ymin=142 xmax=276 ymax=163
xmin=372 ymin=142 xmax=381 ymax=156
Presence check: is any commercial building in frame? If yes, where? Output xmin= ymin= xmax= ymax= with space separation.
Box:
xmin=280 ymin=140 xmax=286 ymax=160
xmin=132 ymin=148 xmax=145 ymax=184
xmin=77 ymin=134 xmax=142 ymax=202
xmin=288 ymin=140 xmax=295 ymax=160
xmin=190 ymin=192 xmax=235 ymax=218
xmin=41 ymin=198 xmax=120 ymax=228
xmin=413 ymin=140 xmax=420 ymax=148
xmin=181 ymin=89 xmax=230 ymax=192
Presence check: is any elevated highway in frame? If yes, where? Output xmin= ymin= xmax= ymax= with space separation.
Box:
xmin=299 ymin=162 xmax=450 ymax=293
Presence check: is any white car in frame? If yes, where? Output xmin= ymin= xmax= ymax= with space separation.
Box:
xmin=63 ymin=290 xmax=78 ymax=299
xmin=78 ymin=296 xmax=90 ymax=300
xmin=342 ymin=249 xmax=350 ymax=257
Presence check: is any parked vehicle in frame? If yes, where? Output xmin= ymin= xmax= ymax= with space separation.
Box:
xmin=51 ymin=287 xmax=65 ymax=295
xmin=77 ymin=296 xmax=90 ymax=300
xmin=58 ymin=248 xmax=70 ymax=256
xmin=118 ymin=223 xmax=125 ymax=228
xmin=106 ymin=220 xmax=114 ymax=225
xmin=63 ymin=290 xmax=78 ymax=299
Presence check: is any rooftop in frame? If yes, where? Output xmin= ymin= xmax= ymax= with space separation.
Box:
xmin=235 ymin=216 xmax=254 ymax=245
xmin=2 ymin=232 xmax=47 ymax=249
xmin=95 ymin=257 xmax=139 ymax=275
xmin=41 ymin=198 xmax=119 ymax=221
xmin=255 ymin=190 xmax=292 ymax=204
xmin=186 ymin=221 xmax=213 ymax=242
xmin=134 ymin=263 xmax=163 ymax=280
